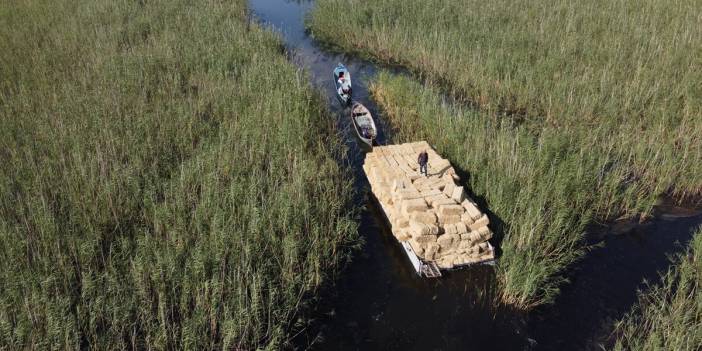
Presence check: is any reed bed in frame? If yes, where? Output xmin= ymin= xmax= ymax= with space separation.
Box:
xmin=0 ymin=0 xmax=357 ymax=349
xmin=369 ymin=72 xmax=665 ymax=309
xmin=309 ymin=0 xmax=702 ymax=204
xmin=610 ymin=227 xmax=702 ymax=350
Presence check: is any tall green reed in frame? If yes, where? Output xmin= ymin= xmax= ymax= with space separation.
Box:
xmin=611 ymin=227 xmax=702 ymax=351
xmin=0 ymin=0 xmax=357 ymax=349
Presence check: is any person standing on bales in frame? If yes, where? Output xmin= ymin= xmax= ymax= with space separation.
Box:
xmin=418 ymin=150 xmax=429 ymax=177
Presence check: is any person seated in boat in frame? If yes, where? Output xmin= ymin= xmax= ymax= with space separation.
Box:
xmin=337 ymin=72 xmax=352 ymax=96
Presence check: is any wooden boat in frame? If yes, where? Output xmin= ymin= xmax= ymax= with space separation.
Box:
xmin=350 ymin=102 xmax=377 ymax=147
xmin=333 ymin=63 xmax=352 ymax=106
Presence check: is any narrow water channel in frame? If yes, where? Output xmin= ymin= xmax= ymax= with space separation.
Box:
xmin=248 ymin=1 xmax=702 ymax=350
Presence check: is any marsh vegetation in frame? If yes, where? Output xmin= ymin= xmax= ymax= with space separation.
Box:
xmin=612 ymin=227 xmax=702 ymax=351
xmin=0 ymin=0 xmax=356 ymax=348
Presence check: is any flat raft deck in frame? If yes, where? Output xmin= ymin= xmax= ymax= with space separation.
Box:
xmin=362 ymin=141 xmax=495 ymax=278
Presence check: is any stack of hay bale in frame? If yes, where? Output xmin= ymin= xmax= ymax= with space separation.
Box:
xmin=362 ymin=141 xmax=495 ymax=269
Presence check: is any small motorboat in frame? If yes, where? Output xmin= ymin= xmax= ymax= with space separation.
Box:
xmin=350 ymin=102 xmax=377 ymax=147
xmin=333 ymin=63 xmax=352 ymax=106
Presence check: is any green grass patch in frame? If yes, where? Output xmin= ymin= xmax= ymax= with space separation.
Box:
xmin=0 ymin=0 xmax=357 ymax=349
xmin=611 ymin=227 xmax=702 ymax=350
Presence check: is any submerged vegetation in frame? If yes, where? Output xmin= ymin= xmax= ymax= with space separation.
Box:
xmin=310 ymin=0 xmax=702 ymax=308
xmin=611 ymin=227 xmax=702 ymax=351
xmin=0 ymin=0 xmax=356 ymax=349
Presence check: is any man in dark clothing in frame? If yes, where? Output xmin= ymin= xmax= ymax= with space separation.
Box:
xmin=418 ymin=150 xmax=429 ymax=177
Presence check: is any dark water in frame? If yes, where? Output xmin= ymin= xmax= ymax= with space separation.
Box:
xmin=529 ymin=202 xmax=702 ymax=350
xmin=248 ymin=1 xmax=702 ymax=350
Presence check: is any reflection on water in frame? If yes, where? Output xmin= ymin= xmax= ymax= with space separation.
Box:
xmin=248 ymin=1 xmax=702 ymax=350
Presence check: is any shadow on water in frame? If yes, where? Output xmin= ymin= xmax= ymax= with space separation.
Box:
xmin=248 ymin=1 xmax=702 ymax=350
xmin=529 ymin=200 xmax=702 ymax=351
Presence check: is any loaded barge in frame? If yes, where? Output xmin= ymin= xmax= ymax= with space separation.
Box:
xmin=362 ymin=141 xmax=495 ymax=277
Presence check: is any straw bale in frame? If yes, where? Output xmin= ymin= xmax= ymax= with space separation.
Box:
xmin=478 ymin=226 xmax=492 ymax=239
xmin=461 ymin=213 xmax=475 ymax=226
xmin=401 ymin=198 xmax=428 ymax=214
xmin=437 ymin=259 xmax=454 ymax=270
xmin=438 ymin=204 xmax=463 ymax=216
xmin=376 ymin=180 xmax=390 ymax=192
xmin=412 ymin=176 xmax=427 ymax=188
xmin=426 ymin=223 xmax=440 ymax=235
xmin=396 ymin=230 xmax=411 ymax=241
xmin=439 ymin=214 xmax=461 ymax=225
xmin=380 ymin=195 xmax=392 ymax=205
xmin=394 ymin=217 xmax=410 ymax=229
xmin=425 ymin=242 xmax=439 ymax=257
xmin=395 ymin=158 xmax=412 ymax=171
xmin=418 ymin=178 xmax=443 ymax=190
xmin=444 ymin=223 xmax=457 ymax=234
xmin=469 ymin=214 xmax=489 ymax=231
xmin=412 ymin=141 xmax=431 ymax=151
xmin=458 ymin=240 xmax=474 ymax=250
xmin=423 ymin=194 xmax=444 ymax=205
xmin=462 ymin=200 xmax=482 ymax=220
xmin=380 ymin=157 xmax=393 ymax=169
xmin=420 ymin=189 xmax=442 ymax=197
xmin=444 ymin=234 xmax=460 ymax=243
xmin=480 ymin=252 xmax=495 ymax=261
xmin=437 ymin=242 xmax=453 ymax=253
xmin=431 ymin=160 xmax=451 ymax=172
xmin=409 ymin=239 xmax=425 ymax=256
xmin=394 ymin=190 xmax=424 ymax=202
xmin=415 ymin=235 xmax=437 ymax=244
xmin=454 ymin=222 xmax=468 ymax=234
xmin=391 ymin=179 xmax=406 ymax=192
xmin=476 ymin=242 xmax=489 ymax=254
xmin=441 ymin=254 xmax=457 ymax=264
xmin=442 ymin=182 xmax=456 ymax=197
xmin=451 ymin=186 xmax=466 ymax=203
xmin=409 ymin=220 xmax=430 ymax=236
xmin=404 ymin=155 xmax=418 ymax=167
xmin=399 ymin=165 xmax=414 ymax=175
xmin=423 ymin=250 xmax=436 ymax=261
xmin=467 ymin=231 xmax=481 ymax=243
xmin=437 ymin=234 xmax=456 ymax=247
xmin=453 ymin=256 xmax=469 ymax=265
xmin=433 ymin=197 xmax=458 ymax=208
xmin=464 ymin=256 xmax=482 ymax=264
xmin=407 ymin=173 xmax=422 ymax=181
xmin=410 ymin=211 xmax=436 ymax=225
xmin=426 ymin=149 xmax=441 ymax=159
